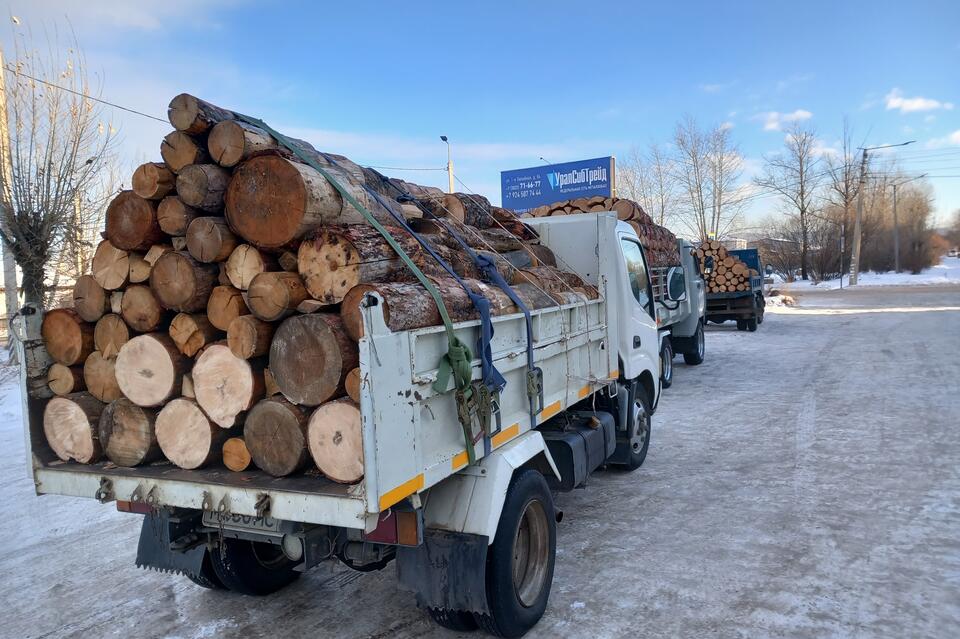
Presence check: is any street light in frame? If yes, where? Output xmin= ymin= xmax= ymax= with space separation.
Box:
xmin=539 ymin=156 xmax=552 ymax=165
xmin=889 ymin=173 xmax=927 ymax=273
xmin=849 ymin=140 xmax=915 ymax=285
xmin=440 ymin=135 xmax=453 ymax=194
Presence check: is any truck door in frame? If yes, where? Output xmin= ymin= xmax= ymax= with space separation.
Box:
xmin=617 ymin=234 xmax=659 ymax=381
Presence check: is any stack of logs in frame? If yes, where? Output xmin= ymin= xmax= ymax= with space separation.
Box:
xmin=38 ymin=93 xmax=598 ymax=484
xmin=525 ymin=196 xmax=681 ymax=268
xmin=695 ymin=241 xmax=759 ymax=293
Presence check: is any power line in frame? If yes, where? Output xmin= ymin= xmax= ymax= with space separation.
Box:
xmin=2 ymin=65 xmax=168 ymax=124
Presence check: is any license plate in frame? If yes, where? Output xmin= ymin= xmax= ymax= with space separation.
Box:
xmin=201 ymin=510 xmax=281 ymax=533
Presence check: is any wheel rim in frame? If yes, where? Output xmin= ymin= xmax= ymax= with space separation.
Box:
xmin=696 ymin=327 xmax=705 ymax=358
xmin=662 ymin=348 xmax=672 ymax=381
xmin=630 ymin=400 xmax=649 ymax=454
xmin=512 ymin=498 xmax=550 ymax=608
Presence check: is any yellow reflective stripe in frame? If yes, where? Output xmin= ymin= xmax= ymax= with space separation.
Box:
xmin=491 ymin=423 xmax=520 ymax=448
xmin=379 ymin=474 xmax=424 ymax=510
xmin=577 ymin=384 xmax=592 ymax=399
xmin=537 ymin=400 xmax=562 ymax=424
xmin=451 ymin=450 xmax=469 ymax=470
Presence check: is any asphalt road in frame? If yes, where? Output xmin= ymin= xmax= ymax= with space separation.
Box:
xmin=1 ymin=284 xmax=958 ymax=638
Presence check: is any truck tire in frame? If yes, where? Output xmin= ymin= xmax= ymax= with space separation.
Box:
xmin=682 ymin=322 xmax=705 ymax=366
xmin=623 ymin=391 xmax=652 ymax=470
xmin=474 ymin=470 xmax=556 ymax=638
xmin=209 ymin=538 xmax=301 ymax=596
xmin=746 ymin=316 xmax=758 ymax=332
xmin=185 ymin=551 xmax=226 ymax=590
xmin=427 ymin=608 xmax=479 ymax=631
xmin=660 ymin=341 xmax=674 ymax=389
xmin=736 ymin=320 xmax=747 ymax=331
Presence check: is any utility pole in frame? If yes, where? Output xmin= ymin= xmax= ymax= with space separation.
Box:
xmin=440 ymin=136 xmax=454 ymax=194
xmin=0 ymin=49 xmax=21 ymax=343
xmin=849 ymin=140 xmax=915 ymax=285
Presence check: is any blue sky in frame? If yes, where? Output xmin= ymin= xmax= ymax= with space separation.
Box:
xmin=4 ymin=0 xmax=959 ymax=225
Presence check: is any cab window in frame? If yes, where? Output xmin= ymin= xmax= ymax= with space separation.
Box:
xmin=620 ymin=237 xmax=652 ymax=315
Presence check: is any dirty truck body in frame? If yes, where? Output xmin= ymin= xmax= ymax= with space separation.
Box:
xmin=19 ymin=212 xmax=662 ymax=637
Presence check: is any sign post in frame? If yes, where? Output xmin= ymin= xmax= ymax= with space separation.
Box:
xmin=501 ymin=156 xmax=615 ymax=212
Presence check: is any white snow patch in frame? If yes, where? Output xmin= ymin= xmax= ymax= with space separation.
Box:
xmin=571 ymin=601 xmax=586 ymax=609
xmin=783 ymin=256 xmax=960 ymax=291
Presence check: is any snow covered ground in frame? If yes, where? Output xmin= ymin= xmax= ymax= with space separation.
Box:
xmin=780 ymin=256 xmax=960 ymax=291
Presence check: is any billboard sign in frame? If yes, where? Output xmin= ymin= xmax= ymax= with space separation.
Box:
xmin=500 ymin=156 xmax=615 ymax=212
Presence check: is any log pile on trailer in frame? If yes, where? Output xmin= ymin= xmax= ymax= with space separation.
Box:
xmin=37 ymin=93 xmax=598 ymax=485
xmin=524 ymin=196 xmax=682 ymax=267
xmin=695 ymin=240 xmax=759 ymax=293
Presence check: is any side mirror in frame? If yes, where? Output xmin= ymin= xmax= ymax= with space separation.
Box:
xmin=666 ymin=266 xmax=687 ymax=302
xmin=764 ymin=264 xmax=774 ymax=276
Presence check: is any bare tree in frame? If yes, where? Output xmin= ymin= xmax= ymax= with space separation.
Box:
xmin=672 ymin=116 xmax=743 ymax=240
xmin=754 ymin=123 xmax=822 ymax=280
xmin=616 ymin=143 xmax=677 ymax=226
xmin=0 ymin=25 xmax=116 ymax=306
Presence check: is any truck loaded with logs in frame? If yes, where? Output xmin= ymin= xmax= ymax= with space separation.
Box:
xmin=695 ymin=242 xmax=766 ymax=331
xmin=17 ymin=94 xmax=676 ymax=638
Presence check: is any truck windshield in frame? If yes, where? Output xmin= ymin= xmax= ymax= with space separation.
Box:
xmin=620 ymin=238 xmax=652 ymax=315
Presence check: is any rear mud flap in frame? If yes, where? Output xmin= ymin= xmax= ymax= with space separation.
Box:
xmin=135 ymin=509 xmax=207 ymax=578
xmin=396 ymin=529 xmax=490 ymax=614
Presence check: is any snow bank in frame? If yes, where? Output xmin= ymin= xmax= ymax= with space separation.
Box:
xmin=783 ymin=256 xmax=960 ymax=291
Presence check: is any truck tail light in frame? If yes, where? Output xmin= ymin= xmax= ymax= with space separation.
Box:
xmin=116 ymin=500 xmax=153 ymax=515
xmin=363 ymin=509 xmax=422 ymax=546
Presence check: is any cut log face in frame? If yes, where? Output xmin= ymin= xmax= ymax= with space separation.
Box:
xmin=227 ymin=315 xmax=274 ymax=359
xmin=208 ymin=120 xmax=277 ymax=167
xmin=297 ymin=225 xmax=420 ymax=305
xmin=193 ymin=343 xmax=264 ymax=428
xmin=150 ymin=251 xmax=219 ymax=312
xmin=206 ymin=285 xmax=250 ymax=330
xmin=132 ymin=162 xmax=176 ymax=200
xmin=92 ymin=240 xmax=130 ymax=290
xmin=160 ymin=131 xmax=210 ymax=173
xmin=186 ymin=216 xmax=238 ymax=263
xmin=157 ymin=196 xmax=200 ymax=236
xmin=156 ymin=398 xmax=226 ymax=470
xmin=128 ymin=253 xmax=152 ymax=283
xmin=43 ymin=393 xmax=103 ymax=463
xmin=270 ymin=314 xmax=358 ymax=406
xmin=246 ymin=271 xmax=308 ymax=321
xmin=169 ymin=312 xmax=220 ymax=357
xmin=121 ymin=285 xmax=165 ymax=332
xmin=115 ymin=334 xmax=187 ymax=407
xmin=244 ymin=397 xmax=310 ymax=477
xmin=168 ymin=93 xmax=234 ymax=135
xmin=98 ymin=398 xmax=161 ymax=467
xmin=225 ymin=245 xmax=277 ymax=290
xmin=105 ymin=191 xmax=165 ymax=251
xmin=178 ymin=164 xmax=231 ymax=212
xmin=222 ymin=437 xmax=252 ymax=471
xmin=94 ymin=314 xmax=131 ymax=359
xmin=48 ymin=363 xmax=85 ymax=396
xmin=307 ymin=398 xmax=363 ymax=484
xmin=83 ymin=351 xmax=123 ymax=403
xmin=42 ymin=308 xmax=95 ymax=366
xmin=73 ymin=275 xmax=109 ymax=323
xmin=345 ymin=367 xmax=361 ymax=403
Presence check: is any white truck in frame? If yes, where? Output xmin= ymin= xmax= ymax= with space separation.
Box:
xmin=18 ymin=212 xmax=678 ymax=637
xmin=650 ymin=239 xmax=707 ymax=389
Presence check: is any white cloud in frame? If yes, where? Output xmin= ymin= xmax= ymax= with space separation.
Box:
xmin=924 ymin=130 xmax=960 ymax=149
xmin=719 ymin=121 xmax=734 ymax=131
xmin=753 ymin=109 xmax=813 ymax=131
xmin=700 ymin=82 xmax=734 ymax=93
xmin=885 ymin=88 xmax=954 ymax=113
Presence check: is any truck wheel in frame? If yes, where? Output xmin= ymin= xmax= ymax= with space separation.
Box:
xmin=736 ymin=320 xmax=747 ymax=331
xmin=427 ymin=608 xmax=478 ymax=631
xmin=185 ymin=550 xmax=226 ymax=590
xmin=474 ymin=470 xmax=556 ymax=638
xmin=624 ymin=392 xmax=652 ymax=470
xmin=682 ymin=322 xmax=705 ymax=366
xmin=209 ymin=538 xmax=301 ymax=596
xmin=660 ymin=341 xmax=674 ymax=389
xmin=746 ymin=317 xmax=758 ymax=332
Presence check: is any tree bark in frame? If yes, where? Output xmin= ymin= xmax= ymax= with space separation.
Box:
xmin=177 ymin=164 xmax=230 ymax=212
xmin=150 ymin=251 xmax=219 ymax=312
xmin=43 ymin=393 xmax=104 ymax=463
xmin=511 ymin=266 xmax=600 ymax=302
xmin=115 ymin=333 xmax=188 ymax=407
xmin=98 ymin=398 xmax=162 ymax=467
xmin=244 ymin=396 xmax=310 ymax=477
xmin=132 ymin=162 xmax=176 ymax=200
xmin=73 ymin=275 xmax=109 ymax=323
xmin=120 ymin=284 xmax=166 ymax=333
xmin=160 ymin=131 xmax=210 ymax=173
xmin=94 ymin=314 xmax=130 ymax=358
xmin=47 ymin=362 xmax=85 ymax=396
xmin=92 ymin=240 xmax=130 ymax=291
xmin=105 ymin=191 xmax=165 ymax=251
xmin=83 ymin=350 xmax=123 ymax=402
xmin=42 ymin=308 xmax=95 ymax=366
xmin=307 ymin=398 xmax=363 ymax=484
xmin=206 ymin=284 xmax=250 ymax=330
xmin=246 ymin=271 xmax=308 ymax=321
xmin=222 ymin=437 xmax=252 ymax=471
xmin=157 ymin=196 xmax=200 ymax=236
xmin=168 ymin=93 xmax=234 ymax=134
xmin=227 ymin=315 xmax=274 ymax=359
xmin=185 ymin=216 xmax=237 ymax=263
xmin=208 ymin=120 xmax=277 ymax=167
xmin=156 ymin=398 xmax=232 ymax=470
xmin=269 ymin=313 xmax=358 ymax=406
xmin=225 ymin=244 xmax=278 ymax=290
xmin=193 ymin=343 xmax=265 ymax=428
xmin=297 ymin=225 xmax=422 ymax=304
xmin=169 ymin=312 xmax=220 ymax=357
